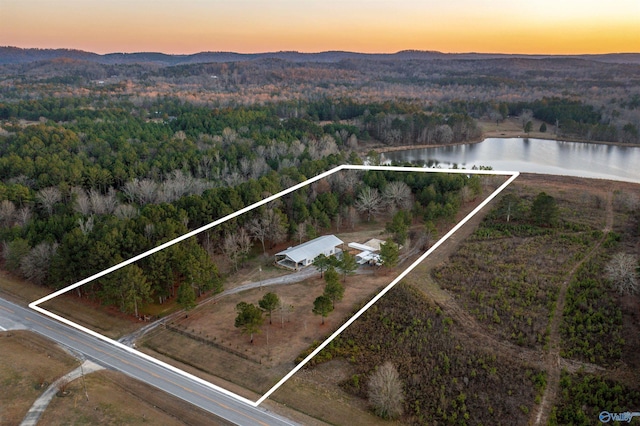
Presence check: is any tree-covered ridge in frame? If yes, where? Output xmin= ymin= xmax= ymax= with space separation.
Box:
xmin=2 ymin=53 xmax=638 ymax=144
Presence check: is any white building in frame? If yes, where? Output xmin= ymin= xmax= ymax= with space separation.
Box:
xmin=348 ymin=239 xmax=385 ymax=265
xmin=275 ymin=235 xmax=344 ymax=271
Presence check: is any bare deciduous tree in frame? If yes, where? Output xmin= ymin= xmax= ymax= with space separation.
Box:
xmin=249 ymin=157 xmax=270 ymax=179
xmin=72 ymin=187 xmax=92 ymax=215
xmin=613 ymin=191 xmax=639 ymax=213
xmin=222 ymin=127 xmax=237 ymax=145
xmin=434 ymin=124 xmax=453 ymax=144
xmin=19 ymin=241 xmax=58 ymax=285
xmin=237 ymin=228 xmax=252 ymax=265
xmin=383 ymin=181 xmax=412 ymax=213
xmin=36 ymin=187 xmax=62 ymax=216
xmin=277 ymin=297 xmax=294 ymax=327
xmin=265 ymin=208 xmax=286 ymax=248
xmin=519 ymin=109 xmax=534 ymax=130
xmin=15 ymin=207 xmax=31 ymax=227
xmin=78 ymin=216 xmax=95 ymax=235
xmin=345 ymin=206 xmax=358 ymax=230
xmin=347 ymin=134 xmax=358 ymax=149
xmin=295 ymin=222 xmax=307 ymax=244
xmin=104 ymin=187 xmax=119 ymax=213
xmin=247 ymin=216 xmax=269 ymax=255
xmin=123 ymin=178 xmax=158 ymax=205
xmin=144 ymin=223 xmax=155 ymax=239
xmin=308 ymin=135 xmax=338 ymax=160
xmin=114 ymin=204 xmax=139 ymax=220
xmin=0 ymin=200 xmax=16 ymax=227
xmin=223 ymin=228 xmax=252 ymax=271
xmin=334 ymin=214 xmax=342 ymax=232
xmin=223 ymin=233 xmax=242 ymax=272
xmin=355 ymin=186 xmax=382 ymax=222
xmin=368 ymin=361 xmax=404 ymax=419
xmin=605 ymin=252 xmax=638 ymax=295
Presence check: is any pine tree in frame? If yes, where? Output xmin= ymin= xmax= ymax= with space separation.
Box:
xmin=259 ymin=292 xmax=280 ymax=324
xmin=177 ymin=282 xmax=196 ymax=311
xmin=312 ymin=295 xmax=334 ymax=324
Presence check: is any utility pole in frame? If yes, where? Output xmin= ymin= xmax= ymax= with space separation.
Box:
xmin=80 ymin=361 xmax=89 ymax=401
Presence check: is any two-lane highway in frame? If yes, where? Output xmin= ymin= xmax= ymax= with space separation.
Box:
xmin=0 ymin=297 xmax=296 ymax=426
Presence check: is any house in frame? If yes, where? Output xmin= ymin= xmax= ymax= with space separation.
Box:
xmin=275 ymin=235 xmax=344 ymax=271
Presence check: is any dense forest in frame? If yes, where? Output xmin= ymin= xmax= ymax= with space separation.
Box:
xmin=1 ymin=51 xmax=639 ymax=144
xmin=0 ymin=96 xmax=481 ymax=315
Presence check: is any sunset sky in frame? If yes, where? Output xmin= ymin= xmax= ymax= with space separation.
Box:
xmin=1 ymin=0 xmax=639 ymax=55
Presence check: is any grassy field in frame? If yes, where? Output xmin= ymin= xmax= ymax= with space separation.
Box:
xmin=39 ymin=370 xmax=226 ymax=426
xmin=0 ymin=331 xmax=77 ymax=425
xmin=0 ymin=331 xmax=230 ymax=426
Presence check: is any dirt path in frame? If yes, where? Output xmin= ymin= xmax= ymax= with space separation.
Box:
xmin=120 ymin=262 xmax=376 ymax=346
xmin=20 ymin=360 xmax=103 ymax=426
xmin=404 ymin=183 xmax=616 ymax=426
xmin=530 ymin=191 xmax=613 ymax=426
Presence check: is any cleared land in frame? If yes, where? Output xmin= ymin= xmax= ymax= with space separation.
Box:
xmin=38 ymin=370 xmax=226 ymax=426
xmin=0 ymin=331 xmax=76 ymax=425
xmin=0 ymin=332 xmax=230 ymax=426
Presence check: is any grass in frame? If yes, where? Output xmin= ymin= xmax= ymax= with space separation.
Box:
xmin=0 ymin=329 xmax=235 ymax=426
xmin=0 ymin=331 xmax=77 ymax=425
xmin=39 ymin=370 xmax=226 ymax=426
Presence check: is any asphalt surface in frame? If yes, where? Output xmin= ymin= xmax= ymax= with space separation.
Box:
xmin=0 ymin=297 xmax=296 ymax=426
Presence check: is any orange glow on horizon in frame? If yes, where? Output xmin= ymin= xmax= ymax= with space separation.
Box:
xmin=1 ymin=0 xmax=638 ymax=55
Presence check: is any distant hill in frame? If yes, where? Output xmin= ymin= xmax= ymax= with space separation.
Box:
xmin=2 ymin=46 xmax=640 ymax=66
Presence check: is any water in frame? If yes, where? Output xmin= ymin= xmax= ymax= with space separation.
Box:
xmin=381 ymin=138 xmax=640 ymax=183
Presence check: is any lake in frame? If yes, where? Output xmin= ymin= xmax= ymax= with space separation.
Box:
xmin=381 ymin=138 xmax=640 ymax=183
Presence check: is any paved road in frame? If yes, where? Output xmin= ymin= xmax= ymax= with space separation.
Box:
xmin=0 ymin=297 xmax=296 ymax=426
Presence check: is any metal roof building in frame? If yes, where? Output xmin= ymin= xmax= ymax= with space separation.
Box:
xmin=275 ymin=235 xmax=344 ymax=271
xmin=348 ymin=240 xmax=383 ymax=265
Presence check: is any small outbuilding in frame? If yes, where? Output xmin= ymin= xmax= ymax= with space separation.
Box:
xmin=348 ymin=240 xmax=385 ymax=266
xmin=275 ymin=235 xmax=344 ymax=271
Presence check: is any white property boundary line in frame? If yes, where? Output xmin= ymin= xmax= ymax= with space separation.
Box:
xmin=30 ymin=165 xmax=519 ymax=408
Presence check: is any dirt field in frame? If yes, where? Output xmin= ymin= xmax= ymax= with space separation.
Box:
xmin=479 ymin=117 xmax=554 ymax=140
xmin=142 ymin=269 xmax=393 ymax=396
xmin=39 ymin=370 xmax=227 ymax=426
xmin=0 ymin=332 xmax=232 ymax=425
xmin=0 ymin=331 xmax=77 ymax=425
xmin=271 ymin=359 xmax=399 ymax=426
